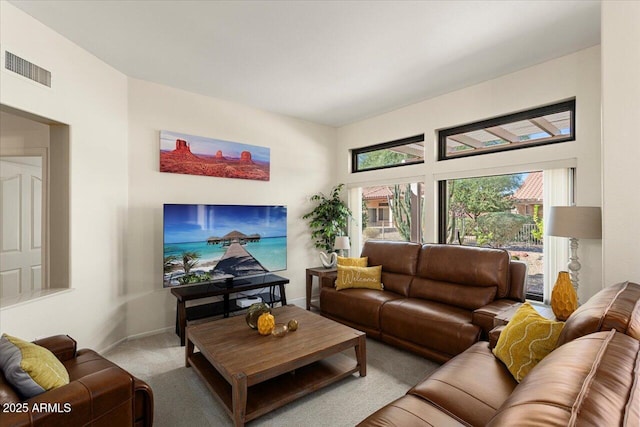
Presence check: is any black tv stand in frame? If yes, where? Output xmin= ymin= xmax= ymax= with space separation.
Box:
xmin=170 ymin=273 xmax=289 ymax=346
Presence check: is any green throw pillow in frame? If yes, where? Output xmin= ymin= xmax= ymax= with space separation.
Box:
xmin=493 ymin=303 xmax=564 ymax=382
xmin=0 ymin=334 xmax=69 ymax=398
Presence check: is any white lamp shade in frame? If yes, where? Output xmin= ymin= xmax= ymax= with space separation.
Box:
xmin=547 ymin=206 xmax=602 ymax=239
xmin=334 ymin=236 xmax=351 ymax=250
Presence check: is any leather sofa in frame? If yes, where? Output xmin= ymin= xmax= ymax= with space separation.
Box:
xmin=0 ymin=335 xmax=153 ymax=427
xmin=320 ymin=241 xmax=527 ymax=362
xmin=359 ymin=280 xmax=640 ymax=426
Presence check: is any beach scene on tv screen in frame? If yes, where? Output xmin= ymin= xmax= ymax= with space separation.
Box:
xmin=163 ymin=204 xmax=286 ymax=287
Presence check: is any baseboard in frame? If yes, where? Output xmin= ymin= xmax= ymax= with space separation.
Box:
xmin=99 ymin=325 xmax=173 ymax=354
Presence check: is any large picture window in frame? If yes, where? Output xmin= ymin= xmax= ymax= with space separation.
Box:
xmin=352 ymin=134 xmax=424 ymax=173
xmin=438 ymin=100 xmax=575 ymax=160
xmin=438 ymin=169 xmax=573 ymax=302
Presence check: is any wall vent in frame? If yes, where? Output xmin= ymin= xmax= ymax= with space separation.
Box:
xmin=4 ymin=51 xmax=51 ymax=87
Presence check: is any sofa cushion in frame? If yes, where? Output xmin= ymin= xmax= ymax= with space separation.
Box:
xmin=0 ymin=334 xmax=70 ymax=399
xmin=410 ymin=277 xmax=497 ymax=310
xmin=492 ymin=302 xmax=564 ymax=382
xmin=361 ymin=240 xmax=421 ymax=296
xmin=409 ymin=341 xmax=517 ymax=426
xmin=357 ymin=394 xmax=467 ymax=427
xmin=380 ymin=298 xmax=481 ymax=358
xmin=416 ymin=244 xmax=510 ymax=299
xmin=557 ymin=280 xmax=640 ymax=346
xmin=320 ymin=287 xmax=403 ymax=333
xmin=336 ymin=265 xmax=383 ymax=290
xmin=487 ymin=330 xmax=640 ymax=426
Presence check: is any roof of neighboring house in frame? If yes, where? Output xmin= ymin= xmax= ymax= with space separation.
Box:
xmin=363 ymin=186 xmax=393 ymax=200
xmin=513 ymin=171 xmax=543 ymax=202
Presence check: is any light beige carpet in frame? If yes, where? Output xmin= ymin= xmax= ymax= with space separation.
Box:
xmin=105 ymin=330 xmax=439 ymax=426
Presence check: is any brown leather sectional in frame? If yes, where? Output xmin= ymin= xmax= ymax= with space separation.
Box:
xmin=0 ymin=335 xmax=153 ymax=427
xmin=320 ymin=241 xmax=527 ymax=362
xmin=359 ymin=280 xmax=640 ymax=426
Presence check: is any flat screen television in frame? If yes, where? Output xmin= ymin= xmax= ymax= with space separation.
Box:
xmin=163 ymin=204 xmax=287 ymax=287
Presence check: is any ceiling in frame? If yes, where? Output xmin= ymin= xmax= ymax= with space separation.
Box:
xmin=9 ymin=1 xmax=601 ymax=127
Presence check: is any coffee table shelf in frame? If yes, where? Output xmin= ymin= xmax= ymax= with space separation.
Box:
xmin=188 ymin=351 xmax=358 ymax=423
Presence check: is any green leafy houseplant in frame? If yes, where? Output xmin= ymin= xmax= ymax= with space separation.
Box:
xmin=303 ymin=184 xmax=353 ymax=252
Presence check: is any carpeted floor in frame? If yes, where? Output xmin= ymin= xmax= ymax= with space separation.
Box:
xmin=105 ymin=330 xmax=439 ymax=426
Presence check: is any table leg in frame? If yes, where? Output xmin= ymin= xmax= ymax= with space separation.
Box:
xmin=279 ymin=283 xmax=287 ymax=306
xmin=305 ymin=271 xmax=312 ymax=310
xmin=355 ymin=335 xmax=367 ymax=377
xmin=177 ymin=300 xmax=187 ymax=346
xmin=185 ymin=331 xmax=194 ymax=368
xmin=223 ymin=294 xmax=230 ymax=318
xmin=232 ymin=372 xmax=248 ymax=427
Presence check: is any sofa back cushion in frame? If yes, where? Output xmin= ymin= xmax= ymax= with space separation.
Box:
xmin=556 ymin=281 xmax=640 ymax=346
xmin=361 ymin=240 xmax=421 ymax=296
xmin=410 ymin=245 xmax=510 ymax=309
xmin=487 ymin=330 xmax=640 ymax=426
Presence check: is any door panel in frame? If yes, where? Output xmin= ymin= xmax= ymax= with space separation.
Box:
xmin=0 ymin=159 xmax=42 ymax=298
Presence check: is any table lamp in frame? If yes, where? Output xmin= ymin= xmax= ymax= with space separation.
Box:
xmin=334 ymin=236 xmax=350 ymax=257
xmin=546 ymin=206 xmax=602 ymax=292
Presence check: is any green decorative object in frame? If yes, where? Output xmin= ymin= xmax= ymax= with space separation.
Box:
xmin=302 ymin=184 xmax=353 ymax=253
xmin=245 ymin=303 xmax=272 ymax=329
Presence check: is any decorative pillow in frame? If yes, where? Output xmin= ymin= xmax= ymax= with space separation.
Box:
xmin=493 ymin=302 xmax=564 ymax=382
xmin=0 ymin=334 xmax=69 ymax=398
xmin=335 ymin=265 xmax=383 ymax=290
xmin=337 ymin=256 xmax=368 ymax=267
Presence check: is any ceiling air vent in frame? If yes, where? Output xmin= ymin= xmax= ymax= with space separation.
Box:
xmin=4 ymin=51 xmax=51 ymax=87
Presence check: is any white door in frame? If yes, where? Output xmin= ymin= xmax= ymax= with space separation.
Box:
xmin=0 ymin=158 xmax=43 ymax=298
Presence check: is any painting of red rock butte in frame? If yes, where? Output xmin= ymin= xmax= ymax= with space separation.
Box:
xmin=160 ymin=130 xmax=270 ymax=181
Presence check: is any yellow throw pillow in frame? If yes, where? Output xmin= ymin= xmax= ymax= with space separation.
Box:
xmin=335 ymin=265 xmax=383 ymax=290
xmin=337 ymin=256 xmax=368 ymax=267
xmin=493 ymin=302 xmax=564 ymax=382
xmin=0 ymin=334 xmax=70 ymax=398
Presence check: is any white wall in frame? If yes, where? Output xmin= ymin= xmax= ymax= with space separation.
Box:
xmin=0 ymin=3 xmax=336 ymax=349
xmin=337 ymin=46 xmax=603 ymax=302
xmin=0 ymin=2 xmax=129 ymax=350
xmin=124 ymin=80 xmax=336 ymax=336
xmin=601 ymin=1 xmax=640 ymax=285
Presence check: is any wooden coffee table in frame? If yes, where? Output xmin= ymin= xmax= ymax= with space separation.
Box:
xmin=185 ymin=305 xmax=366 ymax=426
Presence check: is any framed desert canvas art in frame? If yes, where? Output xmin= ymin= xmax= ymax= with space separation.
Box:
xmin=159 ymin=130 xmax=270 ymax=181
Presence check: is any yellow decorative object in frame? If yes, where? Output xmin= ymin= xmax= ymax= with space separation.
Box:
xmin=257 ymin=313 xmax=275 ymax=335
xmin=551 ymin=271 xmax=578 ymax=321
xmin=337 ymin=256 xmax=368 ymax=267
xmin=493 ymin=302 xmax=564 ymax=382
xmin=335 ymin=265 xmax=383 ymax=290
xmin=287 ymin=319 xmax=299 ymax=331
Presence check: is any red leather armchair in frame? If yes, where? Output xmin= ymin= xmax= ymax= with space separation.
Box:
xmin=0 ymin=335 xmax=153 ymax=427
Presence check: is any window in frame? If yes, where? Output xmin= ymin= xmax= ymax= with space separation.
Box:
xmin=352 ymin=134 xmax=424 ymax=173
xmin=438 ymin=100 xmax=575 ymax=160
xmin=360 ymin=182 xmax=424 ymax=243
xmin=438 ymin=170 xmax=573 ymax=301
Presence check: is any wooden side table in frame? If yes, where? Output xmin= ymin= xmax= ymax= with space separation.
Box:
xmin=305 ymin=267 xmax=336 ymax=310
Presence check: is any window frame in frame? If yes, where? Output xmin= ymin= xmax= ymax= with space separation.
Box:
xmin=351 ymin=134 xmax=425 ymax=173
xmin=438 ymin=99 xmax=576 ymax=161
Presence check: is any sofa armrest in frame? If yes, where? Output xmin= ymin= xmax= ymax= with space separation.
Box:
xmin=473 ymin=300 xmax=522 ymax=337
xmin=134 ymin=378 xmax=154 ymax=427
xmin=488 ymin=325 xmax=506 ymax=349
xmin=508 ymin=260 xmax=527 ymax=302
xmin=32 ymin=335 xmax=77 ymax=362
xmin=0 ymin=366 xmax=134 ymax=427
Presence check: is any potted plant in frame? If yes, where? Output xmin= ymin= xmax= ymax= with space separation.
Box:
xmin=303 ymin=184 xmax=353 ymax=267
